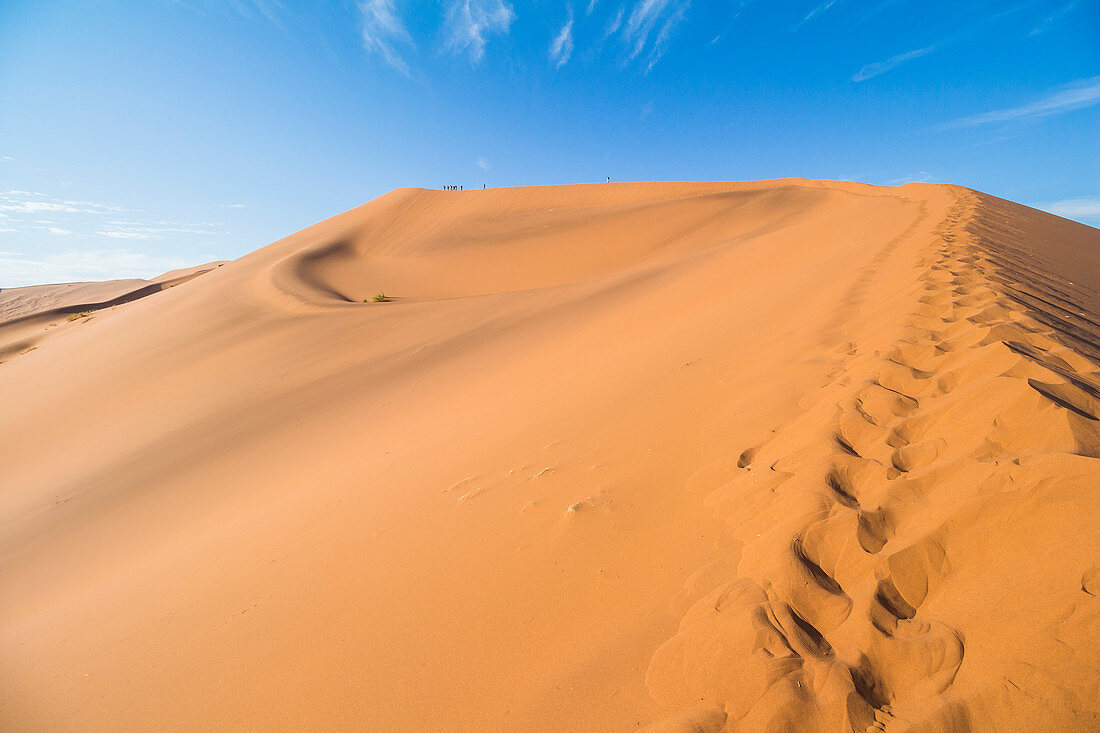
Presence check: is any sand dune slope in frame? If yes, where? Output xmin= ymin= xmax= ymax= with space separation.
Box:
xmin=0 ymin=262 xmax=225 ymax=364
xmin=0 ymin=181 xmax=1097 ymax=731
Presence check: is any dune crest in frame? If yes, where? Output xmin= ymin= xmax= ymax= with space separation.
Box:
xmin=645 ymin=190 xmax=1100 ymax=731
xmin=1 ymin=181 xmax=1097 ymax=731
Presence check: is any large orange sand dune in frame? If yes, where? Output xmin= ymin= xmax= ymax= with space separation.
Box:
xmin=1 ymin=180 xmax=1098 ymax=731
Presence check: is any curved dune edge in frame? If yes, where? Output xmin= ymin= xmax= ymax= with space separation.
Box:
xmin=0 ymin=262 xmax=226 ymax=364
xmin=644 ymin=191 xmax=1100 ymax=731
xmin=257 ymin=181 xmax=844 ymax=309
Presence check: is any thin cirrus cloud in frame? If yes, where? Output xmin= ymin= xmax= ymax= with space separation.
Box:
xmin=624 ymin=0 xmax=673 ymax=60
xmin=358 ymin=0 xmax=416 ymax=76
xmin=242 ymin=0 xmax=285 ymax=31
xmin=852 ymin=45 xmax=935 ymax=81
xmin=0 ymin=190 xmax=219 ymax=245
xmin=0 ymin=249 xmax=191 ymax=288
xmin=644 ymin=4 xmax=687 ymax=72
xmin=0 ymin=189 xmax=227 ymax=286
xmin=618 ymin=0 xmax=690 ymax=73
xmin=602 ymin=6 xmax=625 ymax=39
xmin=358 ymin=0 xmax=516 ymax=72
xmin=549 ymin=6 xmax=575 ymax=68
xmin=443 ymin=0 xmax=516 ymax=65
xmin=793 ymin=0 xmax=839 ymax=31
xmin=944 ymin=76 xmax=1100 ymax=128
xmin=1032 ymin=197 xmax=1100 ymax=226
xmin=0 ymin=190 xmax=121 ymax=216
xmin=1030 ymin=1 xmax=1078 ymax=35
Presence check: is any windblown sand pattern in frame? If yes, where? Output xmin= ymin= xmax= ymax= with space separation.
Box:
xmin=1 ymin=181 xmax=1096 ymax=731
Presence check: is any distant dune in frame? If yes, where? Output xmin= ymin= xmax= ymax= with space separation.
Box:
xmin=1 ymin=180 xmax=1097 ymax=731
xmin=0 ymin=262 xmax=226 ymax=362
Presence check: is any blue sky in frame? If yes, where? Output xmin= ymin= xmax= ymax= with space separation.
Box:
xmin=0 ymin=0 xmax=1097 ymax=287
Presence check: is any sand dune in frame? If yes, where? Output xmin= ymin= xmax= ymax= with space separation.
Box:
xmin=0 ymin=262 xmax=225 ymax=364
xmin=1 ymin=180 xmax=1097 ymax=731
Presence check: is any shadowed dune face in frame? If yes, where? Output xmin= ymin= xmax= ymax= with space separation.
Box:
xmin=1 ymin=180 xmax=1098 ymax=732
xmin=286 ymin=184 xmax=832 ymax=303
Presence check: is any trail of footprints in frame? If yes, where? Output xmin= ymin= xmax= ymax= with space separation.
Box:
xmin=647 ymin=194 xmax=1100 ymax=731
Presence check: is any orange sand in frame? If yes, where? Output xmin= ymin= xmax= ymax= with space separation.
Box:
xmin=1 ymin=181 xmax=1097 ymax=731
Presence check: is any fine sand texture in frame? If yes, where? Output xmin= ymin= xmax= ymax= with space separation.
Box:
xmin=1 ymin=181 xmax=1097 ymax=731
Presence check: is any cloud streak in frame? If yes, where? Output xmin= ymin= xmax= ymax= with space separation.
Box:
xmin=1032 ymin=196 xmax=1100 ymax=224
xmin=852 ymin=45 xmax=935 ymax=81
xmin=645 ymin=4 xmax=687 ymax=73
xmin=603 ymin=6 xmax=624 ymax=38
xmin=358 ymin=0 xmax=416 ymax=76
xmin=624 ymin=0 xmax=673 ymax=60
xmin=1031 ymin=1 xmax=1078 ymax=35
xmin=0 ymin=249 xmax=191 ymax=288
xmin=944 ymin=76 xmax=1100 ymax=128
xmin=444 ymin=0 xmax=516 ymax=64
xmin=0 ymin=190 xmax=220 ymax=245
xmin=613 ymin=0 xmax=689 ymax=71
xmin=549 ymin=6 xmax=575 ymax=68
xmin=793 ymin=0 xmax=838 ymax=31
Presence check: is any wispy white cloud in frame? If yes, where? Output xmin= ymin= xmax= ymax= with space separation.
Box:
xmin=165 ymin=0 xmax=207 ymax=16
xmin=225 ymin=0 xmax=286 ymax=30
xmin=624 ymin=0 xmax=673 ymax=60
xmin=443 ymin=0 xmax=516 ymax=65
xmin=0 ymin=191 xmax=121 ymax=215
xmin=793 ymin=0 xmax=838 ymax=30
xmin=603 ymin=6 xmax=624 ymax=38
xmin=705 ymin=0 xmax=753 ymax=46
xmin=250 ymin=0 xmax=285 ymax=31
xmin=944 ymin=76 xmax=1100 ymax=128
xmin=0 ymin=201 xmax=82 ymax=214
xmin=0 ymin=249 xmax=191 ymax=288
xmin=587 ymin=0 xmax=599 ymax=15
xmin=358 ymin=0 xmax=416 ymax=76
xmin=0 ymin=155 xmax=12 ymax=162
xmin=0 ymin=191 xmax=216 ymax=242
xmin=0 ymin=189 xmax=226 ymax=287
xmin=221 ymin=203 xmax=247 ymax=208
xmin=99 ymin=220 xmax=214 ymax=239
xmin=222 ymin=0 xmax=286 ymax=30
xmin=645 ymin=3 xmax=687 ymax=72
xmin=1030 ymin=1 xmax=1079 ymax=36
xmin=549 ymin=6 xmax=575 ymax=69
xmin=852 ymin=45 xmax=935 ymax=81
xmin=615 ymin=0 xmax=689 ymax=71
xmin=101 ymin=230 xmax=155 ymax=240
xmin=477 ymin=157 xmax=489 ymax=170
xmin=1032 ymin=196 xmax=1100 ymax=225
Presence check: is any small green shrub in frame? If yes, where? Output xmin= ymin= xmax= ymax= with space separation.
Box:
xmin=66 ymin=311 xmax=92 ymax=322
xmin=370 ymin=292 xmax=388 ymax=303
